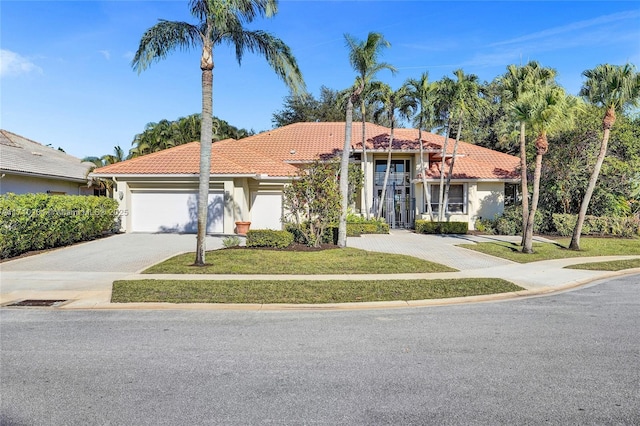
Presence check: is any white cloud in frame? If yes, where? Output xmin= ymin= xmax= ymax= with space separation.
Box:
xmin=0 ymin=49 xmax=43 ymax=77
xmin=490 ymin=10 xmax=640 ymax=48
xmin=99 ymin=50 xmax=111 ymax=60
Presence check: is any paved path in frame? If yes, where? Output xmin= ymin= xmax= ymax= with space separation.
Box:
xmin=1 ymin=231 xmax=638 ymax=310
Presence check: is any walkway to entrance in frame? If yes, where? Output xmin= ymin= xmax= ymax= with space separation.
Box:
xmin=347 ymin=229 xmax=550 ymax=271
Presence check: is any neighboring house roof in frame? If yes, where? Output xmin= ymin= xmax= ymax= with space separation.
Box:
xmin=0 ymin=129 xmax=93 ymax=182
xmin=92 ymin=122 xmax=520 ymax=180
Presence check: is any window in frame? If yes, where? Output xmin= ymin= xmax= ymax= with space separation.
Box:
xmin=375 ymin=159 xmax=411 ymax=186
xmin=504 ymin=183 xmax=518 ymax=206
xmin=429 ymin=184 xmax=466 ymax=214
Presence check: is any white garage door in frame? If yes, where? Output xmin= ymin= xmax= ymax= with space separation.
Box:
xmin=131 ymin=191 xmax=224 ymax=233
xmin=250 ymin=192 xmax=283 ymax=230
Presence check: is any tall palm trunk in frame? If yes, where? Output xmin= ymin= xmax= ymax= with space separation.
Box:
xmin=437 ymin=119 xmax=450 ymax=222
xmin=569 ymin=108 xmax=614 ymax=250
xmin=419 ymin=126 xmax=434 ymax=221
xmin=443 ymin=119 xmax=462 ymax=216
xmin=376 ymin=124 xmax=395 ymax=220
xmin=195 ymin=42 xmax=214 ymax=266
xmin=519 ymin=121 xmax=529 ymax=246
xmin=522 ymin=132 xmax=547 ymax=254
xmin=361 ymin=98 xmax=370 ymax=219
xmin=338 ymin=95 xmax=355 ymax=247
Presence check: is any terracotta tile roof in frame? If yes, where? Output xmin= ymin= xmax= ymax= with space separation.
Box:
xmin=0 ymin=129 xmax=93 ymax=181
xmin=93 ymin=122 xmax=519 ymax=180
xmin=93 ymin=139 xmax=299 ymax=177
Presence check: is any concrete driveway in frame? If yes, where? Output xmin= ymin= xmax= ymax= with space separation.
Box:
xmin=1 ymin=231 xmax=638 ymax=310
xmin=0 ymin=233 xmax=224 ymax=307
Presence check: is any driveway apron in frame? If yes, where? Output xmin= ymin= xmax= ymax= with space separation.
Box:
xmin=0 ymin=234 xmax=223 ymax=307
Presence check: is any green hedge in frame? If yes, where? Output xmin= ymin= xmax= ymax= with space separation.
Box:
xmin=415 ymin=220 xmax=468 ymax=234
xmin=286 ymin=220 xmax=389 ymax=245
xmin=246 ymin=229 xmax=294 ymax=248
xmin=552 ymin=214 xmax=640 ymax=237
xmin=0 ymin=193 xmax=119 ymax=259
xmin=347 ymin=221 xmax=390 ymax=236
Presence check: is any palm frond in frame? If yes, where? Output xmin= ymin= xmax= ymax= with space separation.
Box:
xmin=132 ymin=20 xmax=202 ymax=73
xmin=220 ymin=29 xmax=306 ymax=96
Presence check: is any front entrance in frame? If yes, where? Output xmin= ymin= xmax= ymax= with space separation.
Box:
xmin=373 ymin=159 xmax=415 ymax=228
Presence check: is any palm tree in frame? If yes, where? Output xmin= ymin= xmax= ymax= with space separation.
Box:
xmin=101 ymin=146 xmax=126 ymax=165
xmin=501 ymin=61 xmax=557 ymax=243
xmin=344 ymin=32 xmax=396 ymax=219
xmin=405 ymin=72 xmax=436 ymax=220
xmin=520 ymin=86 xmax=580 ymax=253
xmin=370 ymin=82 xmax=416 ymax=219
xmin=569 ymin=64 xmax=640 ymax=250
xmin=132 ymin=0 xmax=305 ymax=265
xmin=439 ymin=70 xmax=483 ymax=222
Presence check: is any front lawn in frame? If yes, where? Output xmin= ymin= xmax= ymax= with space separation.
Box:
xmin=143 ymin=247 xmax=457 ymax=274
xmin=565 ymin=258 xmax=640 ymax=271
xmin=459 ymin=237 xmax=640 ymax=263
xmin=112 ymin=278 xmax=522 ymax=304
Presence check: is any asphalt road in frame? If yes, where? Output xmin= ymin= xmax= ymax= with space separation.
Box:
xmin=1 ymin=274 xmax=639 ymax=425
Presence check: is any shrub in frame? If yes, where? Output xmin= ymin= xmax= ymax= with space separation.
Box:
xmin=552 ymin=214 xmax=640 ymax=237
xmin=480 ymin=206 xmax=552 ymax=236
xmin=474 ymin=218 xmax=495 ymax=235
xmin=282 ymin=160 xmax=341 ymax=247
xmin=222 ymin=235 xmax=241 ymax=248
xmin=246 ymin=229 xmax=294 ymax=248
xmin=415 ymin=220 xmax=468 ymax=234
xmin=346 ymin=218 xmax=389 ymax=236
xmin=0 ymin=193 xmax=118 ymax=259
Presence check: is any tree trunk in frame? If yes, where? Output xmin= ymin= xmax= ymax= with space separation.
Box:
xmin=419 ymin=126 xmax=434 ymax=221
xmin=437 ymin=119 xmax=450 ymax=222
xmin=443 ymin=119 xmax=462 ymax=218
xmin=523 ymin=153 xmax=543 ymax=254
xmin=338 ymin=96 xmax=354 ymax=248
xmin=519 ymin=121 xmax=529 ymax=246
xmin=570 ymin=109 xmax=614 ymax=250
xmin=361 ymin=98 xmax=370 ymax=220
xmin=377 ymin=123 xmax=394 ymax=220
xmin=195 ymin=44 xmax=214 ymax=266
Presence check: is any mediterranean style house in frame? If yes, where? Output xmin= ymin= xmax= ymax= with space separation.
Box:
xmin=0 ymin=130 xmax=94 ymax=196
xmin=91 ymin=122 xmax=520 ymax=234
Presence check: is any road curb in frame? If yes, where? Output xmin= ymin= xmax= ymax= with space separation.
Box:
xmin=45 ymin=268 xmax=640 ymax=312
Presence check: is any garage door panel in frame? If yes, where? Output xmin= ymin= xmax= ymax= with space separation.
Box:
xmin=131 ymin=192 xmax=223 ymax=233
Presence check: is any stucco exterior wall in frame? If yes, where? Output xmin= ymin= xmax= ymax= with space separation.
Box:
xmin=473 ymin=182 xmax=505 ymax=221
xmin=0 ymin=173 xmax=91 ymax=195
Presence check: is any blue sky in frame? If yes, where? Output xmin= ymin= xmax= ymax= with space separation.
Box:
xmin=2 ymin=1 xmax=639 ymax=159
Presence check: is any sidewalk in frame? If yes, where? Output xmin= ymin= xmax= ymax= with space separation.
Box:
xmin=1 ymin=231 xmax=639 ymax=310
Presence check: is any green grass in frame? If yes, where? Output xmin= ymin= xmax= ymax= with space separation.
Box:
xmin=565 ymin=258 xmax=640 ymax=271
xmin=111 ymin=278 xmax=522 ymax=304
xmin=143 ymin=247 xmax=457 ymax=274
xmin=459 ymin=237 xmax=640 ymax=263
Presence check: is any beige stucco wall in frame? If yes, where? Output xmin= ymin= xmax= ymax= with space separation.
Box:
xmin=0 ymin=173 xmax=92 ymax=196
xmin=473 ymin=182 xmax=505 ymax=221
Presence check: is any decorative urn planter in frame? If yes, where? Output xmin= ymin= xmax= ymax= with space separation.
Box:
xmin=235 ymin=221 xmax=251 ymax=236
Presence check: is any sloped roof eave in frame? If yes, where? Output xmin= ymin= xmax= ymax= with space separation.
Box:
xmin=89 ymin=172 xmax=259 ymax=179
xmin=2 ymin=168 xmax=89 ymax=183
xmin=411 ymin=177 xmax=520 ymax=183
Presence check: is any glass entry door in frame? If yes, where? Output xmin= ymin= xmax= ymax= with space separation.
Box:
xmin=374 ymin=160 xmax=414 ymax=228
